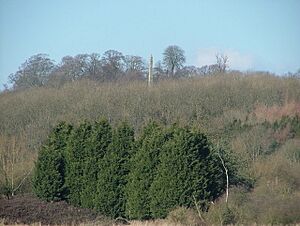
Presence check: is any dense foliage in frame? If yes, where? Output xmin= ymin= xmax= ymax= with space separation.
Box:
xmin=149 ymin=127 xmax=215 ymax=218
xmin=32 ymin=122 xmax=72 ymax=201
xmin=95 ymin=122 xmax=134 ymax=217
xmin=125 ymin=122 xmax=166 ymax=219
xmin=32 ymin=120 xmax=239 ymax=219
xmin=65 ymin=121 xmax=93 ymax=206
xmin=80 ymin=119 xmax=112 ymax=208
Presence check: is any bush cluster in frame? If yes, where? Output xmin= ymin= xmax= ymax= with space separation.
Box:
xmin=33 ymin=120 xmax=239 ymax=219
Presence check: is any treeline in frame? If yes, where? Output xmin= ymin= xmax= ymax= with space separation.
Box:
xmin=7 ymin=45 xmax=231 ymax=90
xmin=32 ymin=119 xmax=245 ymax=219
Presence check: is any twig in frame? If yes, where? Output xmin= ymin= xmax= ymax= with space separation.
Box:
xmin=192 ymin=194 xmax=205 ymax=223
xmin=217 ymin=151 xmax=229 ymax=203
xmin=12 ymin=167 xmax=33 ymax=195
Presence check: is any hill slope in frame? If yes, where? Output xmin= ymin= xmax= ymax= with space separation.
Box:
xmin=1 ymin=73 xmax=300 ymax=224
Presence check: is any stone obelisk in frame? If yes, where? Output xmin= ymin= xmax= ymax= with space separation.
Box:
xmin=148 ymin=55 xmax=153 ymax=87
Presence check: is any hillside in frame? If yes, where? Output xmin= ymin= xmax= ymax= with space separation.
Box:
xmin=1 ymin=73 xmax=300 ymax=145
xmin=1 ymin=73 xmax=300 ymax=224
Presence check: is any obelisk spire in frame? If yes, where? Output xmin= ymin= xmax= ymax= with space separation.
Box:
xmin=148 ymin=55 xmax=153 ymax=87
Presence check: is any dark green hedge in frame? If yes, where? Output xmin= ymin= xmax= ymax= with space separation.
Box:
xmin=33 ymin=120 xmax=240 ymax=219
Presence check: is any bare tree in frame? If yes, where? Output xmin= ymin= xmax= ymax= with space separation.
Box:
xmin=176 ymin=65 xmax=200 ymax=78
xmin=48 ymin=53 xmax=103 ymax=86
xmin=0 ymin=135 xmax=34 ymax=198
xmin=288 ymin=68 xmax=300 ymax=78
xmin=197 ymin=55 xmax=228 ymax=76
xmin=216 ymin=53 xmax=229 ymax=73
xmin=124 ymin=55 xmax=146 ymax=80
xmin=101 ymin=50 xmax=125 ymax=80
xmin=198 ymin=65 xmax=217 ymax=76
xmin=60 ymin=54 xmax=91 ymax=80
xmin=124 ymin=55 xmax=145 ymax=72
xmin=154 ymin=60 xmax=166 ymax=80
xmin=163 ymin=45 xmax=186 ymax=77
xmin=9 ymin=54 xmax=55 ymax=89
xmin=88 ymin=53 xmax=102 ymax=80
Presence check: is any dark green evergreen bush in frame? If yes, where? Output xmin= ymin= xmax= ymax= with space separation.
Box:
xmin=95 ymin=122 xmax=134 ymax=218
xmin=149 ymin=126 xmax=225 ymax=218
xmin=33 ymin=120 xmax=239 ymax=220
xmin=80 ymin=119 xmax=112 ymax=208
xmin=125 ymin=122 xmax=166 ymax=219
xmin=32 ymin=122 xmax=72 ymax=201
xmin=65 ymin=121 xmax=93 ymax=206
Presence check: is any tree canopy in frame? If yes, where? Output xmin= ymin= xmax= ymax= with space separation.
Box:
xmin=6 ymin=45 xmax=234 ymax=90
xmin=9 ymin=54 xmax=55 ymax=89
xmin=163 ymin=45 xmax=186 ymax=77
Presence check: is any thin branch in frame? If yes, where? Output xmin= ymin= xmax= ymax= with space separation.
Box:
xmin=12 ymin=167 xmax=33 ymax=195
xmin=218 ymin=151 xmax=229 ymax=203
xmin=192 ymin=194 xmax=205 ymax=223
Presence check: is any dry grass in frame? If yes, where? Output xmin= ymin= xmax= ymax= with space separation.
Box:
xmin=1 ymin=73 xmax=300 ymax=189
xmin=1 ymin=74 xmax=299 ymax=146
xmin=254 ymin=101 xmax=300 ymax=123
xmin=129 ymin=220 xmax=204 ymax=226
xmin=1 ymin=220 xmax=300 ymax=226
xmin=1 ymin=73 xmax=300 ymax=225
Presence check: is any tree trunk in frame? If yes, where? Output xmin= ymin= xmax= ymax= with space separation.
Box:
xmin=218 ymin=152 xmax=229 ymax=203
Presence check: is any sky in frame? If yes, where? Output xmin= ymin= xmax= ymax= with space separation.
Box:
xmin=0 ymin=0 xmax=300 ymax=86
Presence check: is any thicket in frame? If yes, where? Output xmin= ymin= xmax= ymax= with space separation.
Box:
xmin=0 ymin=134 xmax=34 ymax=198
xmin=1 ymin=74 xmax=300 ymax=151
xmin=32 ymin=120 xmax=241 ymax=219
xmin=1 ymin=74 xmax=300 ymax=224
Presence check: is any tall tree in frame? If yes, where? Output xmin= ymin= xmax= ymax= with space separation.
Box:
xmin=95 ymin=122 xmax=134 ymax=218
xmin=48 ymin=53 xmax=103 ymax=86
xmin=32 ymin=122 xmax=73 ymax=201
xmin=87 ymin=53 xmax=102 ymax=80
xmin=124 ymin=55 xmax=146 ymax=80
xmin=163 ymin=45 xmax=186 ymax=77
xmin=149 ymin=126 xmax=222 ymax=218
xmin=56 ymin=54 xmax=90 ymax=81
xmin=125 ymin=122 xmax=166 ymax=219
xmin=9 ymin=54 xmax=55 ymax=89
xmin=80 ymin=119 xmax=112 ymax=208
xmin=65 ymin=121 xmax=93 ymax=206
xmin=101 ymin=50 xmax=125 ymax=80
xmin=216 ymin=53 xmax=229 ymax=73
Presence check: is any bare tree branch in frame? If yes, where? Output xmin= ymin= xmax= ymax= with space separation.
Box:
xmin=217 ymin=151 xmax=229 ymax=203
xmin=192 ymin=194 xmax=206 ymax=223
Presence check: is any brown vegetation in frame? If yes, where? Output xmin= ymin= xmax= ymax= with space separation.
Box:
xmin=0 ymin=194 xmax=109 ymax=225
xmin=254 ymin=101 xmax=300 ymax=122
xmin=1 ymin=73 xmax=300 ymax=224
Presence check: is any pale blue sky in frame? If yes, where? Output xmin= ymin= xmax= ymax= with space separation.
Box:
xmin=0 ymin=0 xmax=300 ymax=85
